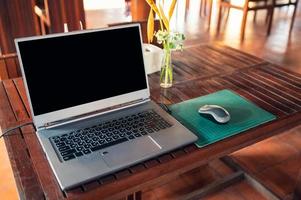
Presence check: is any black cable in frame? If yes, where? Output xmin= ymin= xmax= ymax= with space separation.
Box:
xmin=0 ymin=122 xmax=34 ymax=139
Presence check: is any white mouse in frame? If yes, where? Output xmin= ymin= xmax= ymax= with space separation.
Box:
xmin=198 ymin=104 xmax=230 ymax=124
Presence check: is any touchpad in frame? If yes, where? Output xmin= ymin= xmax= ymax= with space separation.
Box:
xmin=102 ymin=136 xmax=161 ymax=168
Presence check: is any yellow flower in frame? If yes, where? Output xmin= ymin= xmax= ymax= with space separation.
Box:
xmin=145 ymin=0 xmax=177 ymax=43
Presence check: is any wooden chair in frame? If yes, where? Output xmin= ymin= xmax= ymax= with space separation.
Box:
xmin=186 ymin=0 xmax=213 ymax=28
xmin=217 ymin=0 xmax=276 ymax=41
xmin=34 ymin=0 xmax=51 ymax=35
xmin=201 ymin=0 xmax=214 ymax=28
xmin=108 ymin=19 xmax=162 ymax=48
xmin=0 ymin=53 xmax=21 ymax=80
xmin=217 ymin=0 xmax=299 ymax=41
xmin=260 ymin=0 xmax=299 ymax=32
xmin=273 ymin=0 xmax=299 ymax=33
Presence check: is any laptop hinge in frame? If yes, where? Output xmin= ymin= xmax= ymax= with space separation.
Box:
xmin=37 ymin=98 xmax=150 ymax=130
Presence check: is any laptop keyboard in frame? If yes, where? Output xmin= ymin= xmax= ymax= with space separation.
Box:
xmin=49 ymin=110 xmax=172 ymax=162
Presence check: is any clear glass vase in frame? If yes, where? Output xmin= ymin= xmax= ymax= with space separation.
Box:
xmin=160 ymin=48 xmax=173 ymax=88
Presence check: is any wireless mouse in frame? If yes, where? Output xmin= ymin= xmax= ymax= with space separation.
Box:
xmin=198 ymin=104 xmax=230 ymax=124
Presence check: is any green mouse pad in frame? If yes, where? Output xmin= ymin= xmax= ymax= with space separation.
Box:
xmin=169 ymin=89 xmax=277 ymax=147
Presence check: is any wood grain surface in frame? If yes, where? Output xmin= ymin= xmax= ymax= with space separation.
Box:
xmin=0 ymin=54 xmax=21 ymax=80
xmin=0 ymin=44 xmax=301 ymax=200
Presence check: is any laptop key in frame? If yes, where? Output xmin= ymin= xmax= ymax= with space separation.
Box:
xmin=101 ymin=129 xmax=108 ymax=134
xmin=54 ymin=139 xmax=60 ymax=143
xmin=91 ymin=138 xmax=128 ymax=152
xmin=75 ymin=152 xmax=83 ymax=157
xmin=153 ymin=127 xmax=160 ymax=131
xmin=59 ymin=146 xmax=70 ymax=152
xmin=158 ymin=125 xmax=166 ymax=129
xmin=95 ymin=131 xmax=101 ymax=136
xmin=147 ymin=129 xmax=154 ymax=133
xmin=63 ymin=154 xmax=75 ymax=161
xmin=99 ymin=135 xmax=106 ymax=139
xmin=128 ymin=135 xmax=135 ymax=140
xmin=91 ymin=142 xmax=98 ymax=146
xmin=76 ymin=147 xmax=84 ymax=151
xmin=61 ymin=149 xmax=76 ymax=156
xmin=141 ymin=131 xmax=147 ymax=135
xmin=65 ymin=141 xmax=72 ymax=145
xmin=56 ymin=142 xmax=65 ymax=147
xmin=67 ymin=135 xmax=74 ymax=140
xmin=73 ymin=137 xmax=80 ymax=142
xmin=134 ymin=133 xmax=141 ymax=137
xmin=113 ymin=135 xmax=119 ymax=140
xmin=83 ymin=149 xmax=91 ymax=154
xmin=85 ymin=139 xmax=92 ymax=144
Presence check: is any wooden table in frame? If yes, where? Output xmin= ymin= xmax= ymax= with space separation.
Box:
xmin=295 ymin=171 xmax=301 ymax=199
xmin=1 ymin=44 xmax=301 ymax=200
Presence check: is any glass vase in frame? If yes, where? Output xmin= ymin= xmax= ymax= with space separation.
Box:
xmin=160 ymin=48 xmax=173 ymax=88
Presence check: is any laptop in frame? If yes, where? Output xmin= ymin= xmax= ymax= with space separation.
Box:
xmin=15 ymin=24 xmax=198 ymax=190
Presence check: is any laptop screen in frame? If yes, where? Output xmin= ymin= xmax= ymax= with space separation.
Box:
xmin=17 ymin=25 xmax=147 ymax=116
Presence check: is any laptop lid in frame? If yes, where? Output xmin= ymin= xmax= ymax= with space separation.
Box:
xmin=15 ymin=24 xmax=150 ymax=129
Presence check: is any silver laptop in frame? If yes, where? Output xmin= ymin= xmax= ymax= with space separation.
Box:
xmin=15 ymin=24 xmax=197 ymax=190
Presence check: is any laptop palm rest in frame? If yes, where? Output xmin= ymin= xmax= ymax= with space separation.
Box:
xmin=102 ymin=136 xmax=161 ymax=168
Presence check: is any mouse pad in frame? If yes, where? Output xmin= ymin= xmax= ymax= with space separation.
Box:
xmin=168 ymin=89 xmax=276 ymax=147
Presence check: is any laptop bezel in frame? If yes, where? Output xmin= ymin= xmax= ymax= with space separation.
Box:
xmin=15 ymin=24 xmax=151 ymax=129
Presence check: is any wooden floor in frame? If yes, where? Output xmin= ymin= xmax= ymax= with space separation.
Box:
xmin=0 ymin=1 xmax=301 ymax=199
xmin=0 ymin=140 xmax=18 ymax=200
xmin=141 ymin=159 xmax=268 ymax=200
xmin=230 ymin=125 xmax=301 ymax=200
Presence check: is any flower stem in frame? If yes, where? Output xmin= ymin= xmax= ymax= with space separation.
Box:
xmin=160 ymin=44 xmax=172 ymax=88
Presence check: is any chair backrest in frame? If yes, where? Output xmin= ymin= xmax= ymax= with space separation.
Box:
xmin=108 ymin=19 xmax=162 ymax=48
xmin=275 ymin=0 xmax=298 ymax=6
xmin=0 ymin=53 xmax=21 ymax=80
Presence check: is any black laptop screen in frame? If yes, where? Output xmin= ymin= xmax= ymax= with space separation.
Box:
xmin=17 ymin=25 xmax=147 ymax=115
